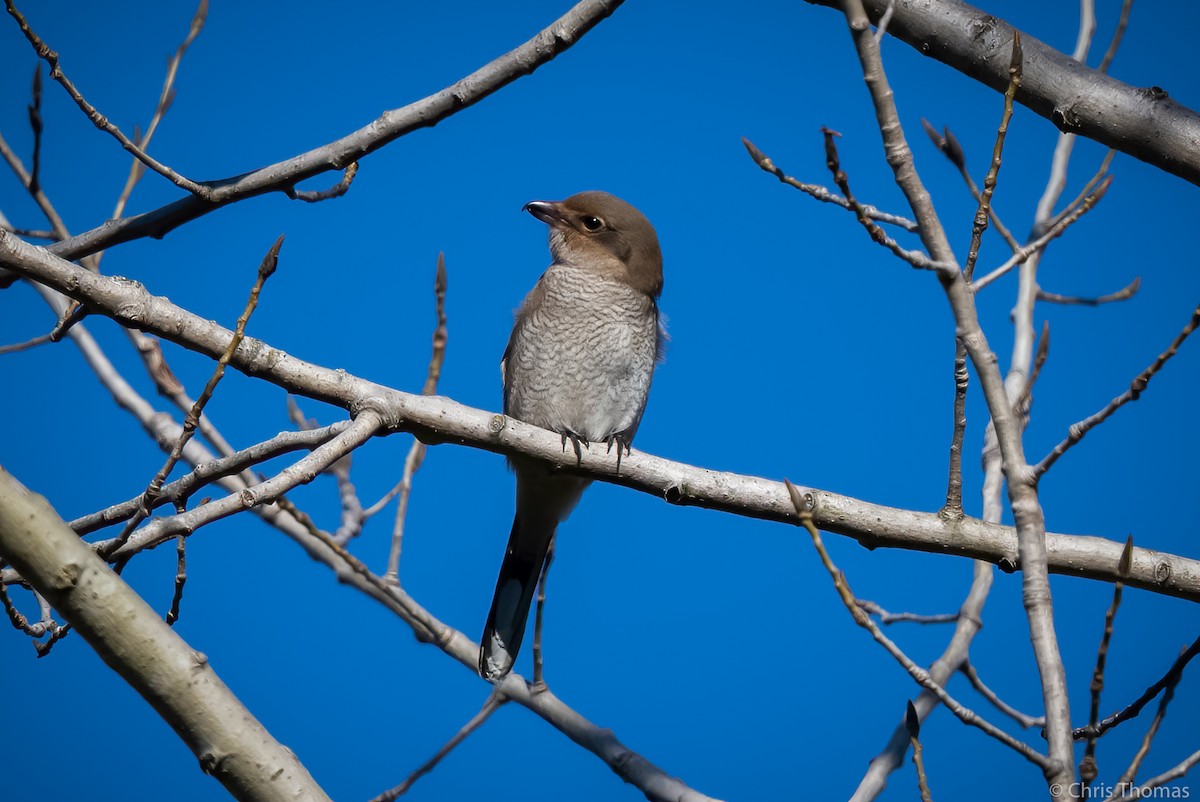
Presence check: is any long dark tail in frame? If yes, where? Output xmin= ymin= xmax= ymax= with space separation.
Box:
xmin=479 ymin=513 xmax=552 ymax=681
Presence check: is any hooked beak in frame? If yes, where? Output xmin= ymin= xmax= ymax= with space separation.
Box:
xmin=523 ymin=200 xmax=568 ymax=227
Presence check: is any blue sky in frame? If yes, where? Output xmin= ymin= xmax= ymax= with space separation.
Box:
xmin=2 ymin=1 xmax=1198 ymax=800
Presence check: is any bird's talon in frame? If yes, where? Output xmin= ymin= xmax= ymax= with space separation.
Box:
xmin=602 ymin=433 xmax=632 ymax=472
xmin=560 ymin=430 xmax=587 ymax=466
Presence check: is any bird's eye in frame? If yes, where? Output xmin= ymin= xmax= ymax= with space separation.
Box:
xmin=581 ymin=216 xmax=604 ymax=231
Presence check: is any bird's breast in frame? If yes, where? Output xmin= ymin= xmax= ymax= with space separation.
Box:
xmin=504 ymin=267 xmax=658 ymax=443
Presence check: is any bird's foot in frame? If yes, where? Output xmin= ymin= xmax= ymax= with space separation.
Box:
xmin=603 ymin=432 xmax=632 ymax=473
xmin=560 ymin=430 xmax=589 ymax=466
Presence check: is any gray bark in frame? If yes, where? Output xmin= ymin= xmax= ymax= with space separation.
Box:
xmin=807 ymin=0 xmax=1200 ymax=187
xmin=0 ymin=467 xmax=332 ymax=802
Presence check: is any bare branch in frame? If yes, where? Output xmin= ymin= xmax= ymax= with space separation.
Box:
xmin=369 ymin=690 xmax=507 ymax=802
xmin=905 ymin=701 xmax=934 ymax=802
xmin=741 ymin=136 xmax=919 ymax=231
xmin=0 ymin=467 xmax=333 ymax=800
xmin=1011 ymin=321 xmax=1050 ymax=425
xmin=856 ymin=599 xmax=957 ymax=625
xmin=165 ymin=533 xmax=187 ymax=626
xmin=787 ymin=482 xmax=1051 ymax=770
xmin=286 ymin=162 xmax=359 ymax=203
xmin=1115 ymin=647 xmax=1181 ymax=788
xmin=532 ymin=536 xmax=556 ymax=686
xmin=921 ymin=120 xmax=1021 ymax=254
xmin=100 ymin=412 xmax=383 ymax=561
xmin=1109 ymin=748 xmax=1200 ymax=802
xmin=942 ymin=339 xmax=968 ymax=515
xmin=1097 ymin=0 xmax=1135 ymax=74
xmin=836 ymin=0 xmax=1073 ymax=790
xmin=3 ymin=232 xmax=1198 ymax=601
xmin=1073 ymin=634 xmax=1200 ymax=741
xmin=960 ymin=660 xmax=1045 ymax=730
xmin=46 ymin=0 xmax=627 ymax=262
xmin=971 ymin=175 xmax=1111 ymax=291
xmin=1035 ymin=301 xmax=1200 ymax=479
xmin=850 ymin=561 xmax=994 ymax=802
xmin=1037 ymin=276 xmax=1140 ymax=307
xmin=384 ymin=254 xmax=448 ymax=580
xmin=1046 ymin=149 xmax=1116 ymax=234
xmin=1080 ymin=537 xmax=1134 ymax=786
xmin=819 ymin=127 xmax=946 ymax=270
xmin=108 ymin=0 xmax=209 ymax=227
xmin=804 ymin=0 xmax=1200 ymax=187
xmin=963 ymin=34 xmax=1022 ymax=281
xmin=26 ymin=64 xmax=42 ymax=192
xmin=0 ymin=224 xmax=56 ymax=240
xmin=0 ymin=129 xmax=70 ymax=244
xmin=0 ymin=330 xmax=53 ymax=355
xmin=69 ymin=423 xmax=348 ymax=537
xmin=104 ymin=236 xmax=283 ymax=562
xmin=5 ymin=0 xmax=210 ymax=197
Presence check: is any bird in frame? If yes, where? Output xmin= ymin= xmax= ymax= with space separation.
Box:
xmin=479 ymin=190 xmax=664 ymax=682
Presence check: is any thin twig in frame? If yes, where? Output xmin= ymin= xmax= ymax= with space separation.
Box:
xmin=286 ymin=162 xmax=359 ymax=203
xmin=1097 ymin=0 xmax=1135 ymax=74
xmin=971 ymin=175 xmax=1112 ymax=291
xmin=873 ymin=0 xmax=895 ymax=43
xmin=963 ymin=33 xmax=1022 ymax=281
xmin=532 ymin=535 xmax=556 ymax=686
xmin=0 ymin=130 xmax=70 ymax=238
xmin=70 ymin=423 xmax=348 ymax=536
xmin=368 ymin=691 xmax=507 ymax=802
xmin=107 ymin=0 xmax=209 ymax=230
xmin=1035 ymin=301 xmax=1200 ymax=479
xmin=0 ymin=331 xmax=53 ymax=355
xmin=960 ymin=661 xmax=1045 ymax=730
xmin=27 ymin=64 xmax=42 ymax=192
xmin=1046 ymin=149 xmax=1116 ymax=234
xmin=102 ymin=413 xmax=384 ymax=564
xmin=942 ymin=339 xmax=968 ymax=515
xmin=103 ymin=236 xmax=283 ymax=562
xmin=0 ymin=225 xmax=56 ymax=240
xmin=905 ymin=701 xmax=933 ymax=802
xmin=1108 ymin=748 xmax=1200 ymax=802
xmin=1115 ymin=646 xmax=1182 ymax=788
xmin=856 ymin=599 xmax=958 ymax=625
xmin=1073 ymin=634 xmax=1200 ymax=741
xmin=1037 ymin=276 xmax=1140 ymax=307
xmin=741 ymin=136 xmax=919 ymax=232
xmin=329 ymin=454 xmax=365 ymax=545
xmin=283 ymin=399 xmax=363 ymax=545
xmin=820 ymin=127 xmax=945 ymax=270
xmin=1029 ymin=0 xmax=1096 ymax=233
xmin=0 ymin=578 xmax=41 ymax=637
xmin=47 ymin=0 xmax=627 ymax=262
xmin=786 ymin=481 xmax=1051 ymax=769
xmin=384 ymin=254 xmax=448 ymax=582
xmin=165 ymin=533 xmax=187 ymax=625
xmin=4 ymin=0 xmax=210 ymax=198
xmin=0 ymin=577 xmax=68 ymax=653
xmin=1011 ymin=321 xmax=1050 ymax=426
xmin=920 ymin=120 xmax=1021 ymax=253
xmin=1080 ymin=537 xmax=1133 ymax=785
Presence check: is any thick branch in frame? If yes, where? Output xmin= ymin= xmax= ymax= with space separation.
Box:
xmin=0 ymin=467 xmax=331 ymax=802
xmin=837 ymin=0 xmax=1074 ymax=789
xmin=806 ymin=0 xmax=1200 ymax=186
xmin=3 ymin=232 xmax=1197 ymax=601
xmin=45 ymin=0 xmax=624 ymax=262
xmin=3 ymin=231 xmax=1196 ymax=592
